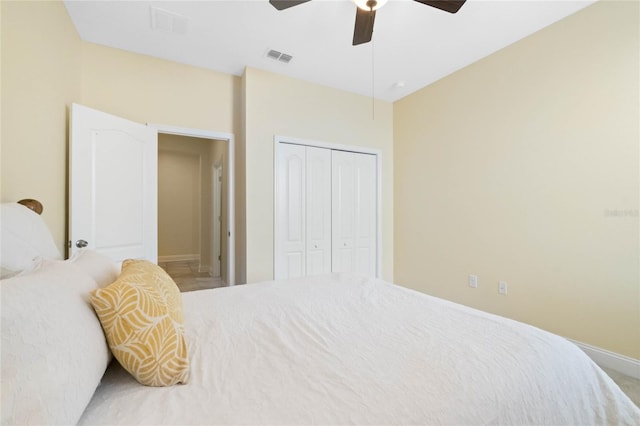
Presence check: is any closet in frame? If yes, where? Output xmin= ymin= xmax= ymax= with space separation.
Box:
xmin=275 ymin=142 xmax=377 ymax=280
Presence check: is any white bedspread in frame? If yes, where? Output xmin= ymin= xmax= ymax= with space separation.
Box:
xmin=80 ymin=274 xmax=640 ymax=425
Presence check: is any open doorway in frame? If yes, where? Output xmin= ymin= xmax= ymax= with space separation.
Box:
xmin=152 ymin=125 xmax=235 ymax=291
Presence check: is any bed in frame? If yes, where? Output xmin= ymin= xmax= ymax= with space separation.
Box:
xmin=2 ymin=201 xmax=639 ymax=425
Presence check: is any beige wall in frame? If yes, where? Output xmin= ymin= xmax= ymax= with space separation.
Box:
xmin=244 ymin=67 xmax=394 ymax=283
xmin=1 ymin=1 xmax=82 ymax=255
xmin=394 ymin=0 xmax=639 ymax=358
xmin=79 ymin=43 xmax=238 ymax=133
xmin=158 ymin=148 xmax=201 ymax=258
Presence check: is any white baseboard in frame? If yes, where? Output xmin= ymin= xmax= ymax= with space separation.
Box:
xmin=569 ymin=339 xmax=640 ymax=379
xmin=157 ymin=254 xmax=200 ymax=263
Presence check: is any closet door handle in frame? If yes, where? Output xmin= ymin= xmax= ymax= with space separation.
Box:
xmin=76 ymin=239 xmax=88 ymax=248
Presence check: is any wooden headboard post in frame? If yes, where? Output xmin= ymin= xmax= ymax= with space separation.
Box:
xmin=17 ymin=199 xmax=43 ymax=215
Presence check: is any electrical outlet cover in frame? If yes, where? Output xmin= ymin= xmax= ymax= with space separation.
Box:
xmin=469 ymin=275 xmax=478 ymax=288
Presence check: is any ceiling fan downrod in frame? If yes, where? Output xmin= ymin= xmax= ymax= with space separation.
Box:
xmin=354 ymin=0 xmax=387 ymax=11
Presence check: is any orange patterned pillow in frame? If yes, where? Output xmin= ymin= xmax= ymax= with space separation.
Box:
xmin=90 ymin=259 xmax=189 ymax=386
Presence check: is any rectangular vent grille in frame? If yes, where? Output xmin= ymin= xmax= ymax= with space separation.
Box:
xmin=150 ymin=6 xmax=188 ymax=35
xmin=279 ymin=54 xmax=293 ymax=64
xmin=267 ymin=49 xmax=282 ymax=60
xmin=266 ymin=49 xmax=293 ymax=64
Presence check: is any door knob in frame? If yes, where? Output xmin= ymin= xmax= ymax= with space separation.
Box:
xmin=76 ymin=239 xmax=88 ymax=248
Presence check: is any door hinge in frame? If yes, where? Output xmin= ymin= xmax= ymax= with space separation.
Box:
xmin=218 ymin=255 xmax=221 ymax=261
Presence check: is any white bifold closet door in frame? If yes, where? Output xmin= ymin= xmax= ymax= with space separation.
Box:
xmin=275 ymin=144 xmax=331 ymax=279
xmin=331 ymin=150 xmax=377 ymax=276
xmin=276 ymin=143 xmax=377 ymax=280
xmin=306 ymin=146 xmax=332 ymax=275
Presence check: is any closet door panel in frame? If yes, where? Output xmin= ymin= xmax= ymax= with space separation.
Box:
xmin=275 ymin=144 xmax=306 ymax=279
xmin=355 ymin=153 xmax=377 ymax=276
xmin=332 ymin=150 xmax=356 ymax=273
xmin=286 ymin=252 xmax=303 ymax=278
xmin=332 ymin=150 xmax=376 ymax=276
xmin=306 ymin=147 xmax=332 ymax=276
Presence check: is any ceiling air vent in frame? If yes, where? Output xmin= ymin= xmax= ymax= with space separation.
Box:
xmin=279 ymin=54 xmax=293 ymax=64
xmin=266 ymin=49 xmax=293 ymax=64
xmin=267 ymin=49 xmax=282 ymax=60
xmin=150 ymin=6 xmax=188 ymax=35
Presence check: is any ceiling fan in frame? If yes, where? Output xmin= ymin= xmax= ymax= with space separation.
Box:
xmin=269 ymin=0 xmax=467 ymax=46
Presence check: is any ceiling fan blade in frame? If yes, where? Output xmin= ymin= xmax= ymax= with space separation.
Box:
xmin=413 ymin=0 xmax=466 ymax=14
xmin=353 ymin=8 xmax=376 ymax=46
xmin=269 ymin=0 xmax=312 ymax=11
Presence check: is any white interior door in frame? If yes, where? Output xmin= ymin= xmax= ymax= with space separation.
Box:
xmin=332 ymin=150 xmax=376 ymax=276
xmin=69 ymin=103 xmax=158 ymax=263
xmin=305 ymin=146 xmax=331 ymax=276
xmin=275 ymin=143 xmax=306 ymax=279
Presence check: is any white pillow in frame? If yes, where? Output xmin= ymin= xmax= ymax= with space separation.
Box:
xmin=67 ymin=249 xmax=119 ymax=288
xmin=0 ymin=203 xmax=62 ymax=278
xmin=1 ymin=260 xmax=111 ymax=425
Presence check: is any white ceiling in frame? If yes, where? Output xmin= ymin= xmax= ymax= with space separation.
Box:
xmin=64 ymin=0 xmax=597 ymax=102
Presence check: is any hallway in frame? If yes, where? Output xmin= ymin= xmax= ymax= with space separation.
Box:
xmin=159 ymin=261 xmax=226 ymax=292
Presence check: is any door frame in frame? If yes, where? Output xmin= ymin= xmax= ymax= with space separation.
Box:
xmin=273 ymin=135 xmax=382 ymax=279
xmin=151 ymin=124 xmax=235 ymax=286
